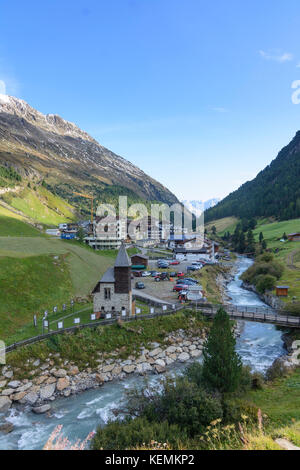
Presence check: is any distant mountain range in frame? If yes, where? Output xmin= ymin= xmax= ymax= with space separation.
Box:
xmin=0 ymin=94 xmax=178 ymax=207
xmin=205 ymin=130 xmax=300 ymax=222
xmin=182 ymin=198 xmax=220 ymax=217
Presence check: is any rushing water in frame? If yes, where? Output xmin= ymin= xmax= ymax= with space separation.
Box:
xmin=0 ymin=256 xmax=286 ymax=450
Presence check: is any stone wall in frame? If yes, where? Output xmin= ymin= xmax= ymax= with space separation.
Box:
xmin=0 ymin=327 xmax=207 ymax=416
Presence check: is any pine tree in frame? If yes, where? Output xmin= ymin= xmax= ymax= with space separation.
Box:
xmin=202 ymin=308 xmax=242 ymax=393
xmin=211 ymin=225 xmax=217 ymax=235
xmin=259 ymin=232 xmax=264 ymax=244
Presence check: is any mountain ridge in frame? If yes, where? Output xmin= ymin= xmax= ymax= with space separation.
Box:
xmin=0 ymin=94 xmax=178 ymax=206
xmin=205 ymin=130 xmax=300 ymax=222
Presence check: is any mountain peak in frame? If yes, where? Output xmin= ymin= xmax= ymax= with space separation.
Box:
xmin=0 ymin=94 xmax=95 ymax=142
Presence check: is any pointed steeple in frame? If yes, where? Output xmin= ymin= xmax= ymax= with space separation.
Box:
xmin=114 ymin=242 xmax=131 ymax=268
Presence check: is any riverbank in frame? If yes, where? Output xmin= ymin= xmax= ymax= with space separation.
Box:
xmin=0 ymin=312 xmax=209 ymax=419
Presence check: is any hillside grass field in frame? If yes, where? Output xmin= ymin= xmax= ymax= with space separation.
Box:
xmin=0 ymin=215 xmax=43 ymax=237
xmin=205 ymin=216 xmax=238 ymax=236
xmin=2 ymin=185 xmax=75 ymax=225
xmin=0 ymin=227 xmax=119 ymax=343
xmin=253 ymin=218 xmax=300 ymax=303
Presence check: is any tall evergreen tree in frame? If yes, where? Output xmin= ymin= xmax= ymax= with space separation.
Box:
xmin=259 ymin=232 xmax=264 ymax=243
xmin=202 ymin=308 xmax=242 ymax=393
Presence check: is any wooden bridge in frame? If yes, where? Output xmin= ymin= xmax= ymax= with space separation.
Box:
xmin=197 ymin=303 xmax=300 ymax=328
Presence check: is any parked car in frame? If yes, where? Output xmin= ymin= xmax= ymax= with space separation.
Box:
xmin=169 ymin=272 xmax=177 ymax=278
xmin=184 ymin=278 xmax=199 ymax=284
xmin=170 ymin=260 xmax=180 ymax=265
xmin=177 ymin=280 xmax=196 ymax=286
xmin=141 ymin=271 xmax=151 ymax=277
xmin=187 ymin=266 xmax=198 ymax=272
xmin=135 ymin=282 xmax=145 ymax=289
xmin=133 ymin=271 xmax=143 ymax=277
xmin=173 ymin=284 xmax=189 ymax=292
xmin=151 ymin=271 xmax=159 ymax=277
xmin=177 ymin=272 xmax=185 ymax=278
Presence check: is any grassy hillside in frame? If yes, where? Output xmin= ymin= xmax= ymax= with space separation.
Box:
xmin=205 ymin=131 xmax=300 ymax=222
xmin=0 ymin=235 xmax=115 ymax=342
xmin=205 ymin=216 xmax=238 ymax=236
xmin=0 ymin=215 xmax=42 ymax=237
xmin=2 ymin=185 xmax=75 ymax=225
xmin=253 ymin=218 xmax=300 ymax=303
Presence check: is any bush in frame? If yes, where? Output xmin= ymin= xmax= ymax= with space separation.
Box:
xmin=92 ymin=417 xmax=185 ymax=450
xmin=222 ymin=398 xmax=259 ymax=425
xmin=255 ymin=274 xmax=276 ymax=294
xmin=143 ymin=378 xmax=223 ymax=436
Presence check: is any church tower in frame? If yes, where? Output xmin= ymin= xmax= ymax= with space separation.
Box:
xmin=114 ymin=242 xmax=131 ymax=294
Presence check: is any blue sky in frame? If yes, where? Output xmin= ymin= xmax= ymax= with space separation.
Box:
xmin=1 ymin=0 xmax=300 ymax=201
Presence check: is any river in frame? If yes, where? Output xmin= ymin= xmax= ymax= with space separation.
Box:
xmin=0 ymin=256 xmax=286 ymax=450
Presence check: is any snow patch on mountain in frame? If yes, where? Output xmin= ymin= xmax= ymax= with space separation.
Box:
xmin=182 ymin=198 xmax=220 ymax=217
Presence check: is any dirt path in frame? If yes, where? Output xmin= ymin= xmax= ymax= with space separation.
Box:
xmin=286 ymin=250 xmax=299 ymax=270
xmin=275 ymin=438 xmax=300 ymax=450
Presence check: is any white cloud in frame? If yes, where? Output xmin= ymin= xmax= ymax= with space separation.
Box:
xmin=0 ymin=80 xmax=6 ymax=94
xmin=259 ymin=50 xmax=294 ymax=63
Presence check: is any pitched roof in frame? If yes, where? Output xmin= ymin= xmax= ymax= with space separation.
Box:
xmin=114 ymin=243 xmax=131 ymax=267
xmin=131 ymin=254 xmax=148 ymax=260
xmin=100 ymin=267 xmax=115 ymax=283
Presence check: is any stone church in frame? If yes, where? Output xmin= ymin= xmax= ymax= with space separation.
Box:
xmin=92 ymin=243 xmax=133 ymax=317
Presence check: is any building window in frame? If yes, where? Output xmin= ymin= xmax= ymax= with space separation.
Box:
xmin=104 ymin=288 xmax=111 ymax=300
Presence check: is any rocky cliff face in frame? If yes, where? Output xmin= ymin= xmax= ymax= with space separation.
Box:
xmin=0 ymin=94 xmax=178 ymax=204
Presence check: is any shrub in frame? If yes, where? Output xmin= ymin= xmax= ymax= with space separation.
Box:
xmin=255 ymin=274 xmax=276 ymax=294
xmin=143 ymin=378 xmax=223 ymax=436
xmin=91 ymin=417 xmax=185 ymax=450
xmin=222 ymin=398 xmax=259 ymax=425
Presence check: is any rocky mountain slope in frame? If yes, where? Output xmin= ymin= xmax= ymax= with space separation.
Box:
xmin=205 ymin=131 xmax=300 ymax=222
xmin=0 ymin=94 xmax=178 ymax=205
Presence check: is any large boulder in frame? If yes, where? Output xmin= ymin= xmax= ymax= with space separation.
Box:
xmin=53 ymin=369 xmax=67 ymax=378
xmin=24 ymin=392 xmax=38 ymax=406
xmin=7 ymin=381 xmax=21 ymax=389
xmin=32 ymin=405 xmax=51 ymax=414
xmin=40 ymin=383 xmax=56 ymax=400
xmin=148 ymin=348 xmax=162 ymax=358
xmin=178 ymin=352 xmax=190 ymax=362
xmin=56 ymin=378 xmax=70 ymax=392
xmin=0 ymin=396 xmax=12 ymax=413
xmin=123 ymin=365 xmax=135 ymax=374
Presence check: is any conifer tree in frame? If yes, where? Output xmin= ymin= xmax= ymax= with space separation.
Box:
xmin=202 ymin=308 xmax=242 ymax=393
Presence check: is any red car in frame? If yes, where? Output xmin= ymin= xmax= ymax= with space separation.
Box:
xmin=173 ymin=284 xmax=189 ymax=292
xmin=170 ymin=260 xmax=180 ymax=265
xmin=177 ymin=272 xmax=185 ymax=278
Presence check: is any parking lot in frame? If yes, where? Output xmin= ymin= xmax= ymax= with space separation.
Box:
xmin=133 ymin=259 xmax=204 ymax=303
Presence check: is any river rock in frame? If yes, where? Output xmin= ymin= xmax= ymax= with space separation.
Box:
xmin=7 ymin=381 xmax=21 ymax=389
xmin=123 ymin=365 xmax=135 ymax=374
xmin=53 ymin=369 xmax=67 ymax=378
xmin=11 ymin=391 xmax=26 ymax=402
xmin=34 ymin=376 xmax=47 ymax=386
xmin=69 ymin=366 xmax=79 ymax=376
xmin=24 ymin=392 xmax=38 ymax=406
xmin=16 ymin=382 xmax=33 ymax=393
xmin=0 ymin=422 xmax=14 ymax=434
xmin=3 ymin=371 xmax=13 ymax=379
xmin=189 ymin=345 xmax=197 ymax=351
xmin=166 ymin=346 xmax=177 ymax=354
xmin=33 ymin=359 xmax=40 ymax=367
xmin=33 ymin=404 xmax=51 ymax=414
xmin=102 ymin=364 xmax=115 ymax=373
xmin=178 ymin=352 xmax=190 ymax=362
xmin=155 ymin=359 xmax=166 ymax=368
xmin=40 ymin=383 xmax=56 ymax=400
xmin=190 ymin=349 xmax=202 ymax=358
xmin=0 ymin=381 xmax=7 ymax=389
xmin=136 ymin=363 xmax=152 ymax=374
xmin=0 ymin=396 xmax=12 ymax=413
xmin=57 ymin=378 xmax=70 ymax=391
xmin=1 ymin=388 xmax=15 ymax=396
xmin=111 ymin=366 xmax=122 ymax=376
xmin=149 ymin=348 xmax=162 ymax=358
xmin=154 ymin=364 xmax=166 ymax=374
